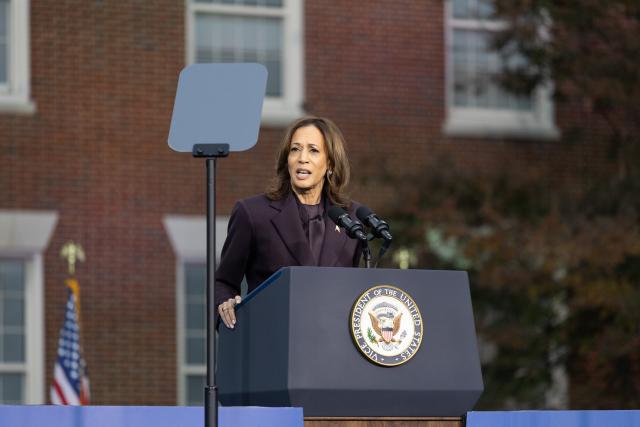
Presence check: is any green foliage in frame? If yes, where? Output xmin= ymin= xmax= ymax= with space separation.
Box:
xmin=378 ymin=163 xmax=640 ymax=409
xmin=367 ymin=327 xmax=377 ymax=345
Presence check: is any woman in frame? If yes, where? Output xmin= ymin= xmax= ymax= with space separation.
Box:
xmin=216 ymin=116 xmax=362 ymax=329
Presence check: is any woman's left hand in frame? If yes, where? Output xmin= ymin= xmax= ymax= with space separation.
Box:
xmin=218 ymin=295 xmax=242 ymax=329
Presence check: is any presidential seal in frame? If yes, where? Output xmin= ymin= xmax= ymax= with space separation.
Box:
xmin=350 ymin=285 xmax=423 ymax=367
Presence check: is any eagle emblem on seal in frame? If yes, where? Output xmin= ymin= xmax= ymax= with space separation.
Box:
xmin=366 ymin=302 xmax=408 ymax=349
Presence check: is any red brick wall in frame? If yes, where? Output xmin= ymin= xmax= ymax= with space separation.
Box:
xmin=2 ymin=0 xmax=191 ymax=404
xmin=0 ymin=0 xmax=613 ymax=404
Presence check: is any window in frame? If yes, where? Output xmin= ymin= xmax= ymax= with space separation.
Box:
xmin=0 ymin=210 xmax=58 ymax=404
xmin=0 ymin=0 xmax=34 ymax=114
xmin=181 ymin=263 xmax=206 ymax=406
xmin=187 ymin=0 xmax=304 ymax=127
xmin=0 ymin=259 xmax=26 ymax=404
xmin=163 ymin=215 xmax=229 ymax=405
xmin=444 ymin=0 xmax=557 ymax=139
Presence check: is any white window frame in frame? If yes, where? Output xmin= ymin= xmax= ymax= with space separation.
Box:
xmin=163 ymin=214 xmax=229 ymax=405
xmin=0 ymin=0 xmax=35 ymax=114
xmin=443 ymin=0 xmax=558 ymax=140
xmin=0 ymin=210 xmax=57 ymax=403
xmin=186 ymin=0 xmax=305 ymax=127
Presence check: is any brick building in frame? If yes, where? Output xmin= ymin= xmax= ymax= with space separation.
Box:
xmin=0 ymin=0 xmax=609 ymax=406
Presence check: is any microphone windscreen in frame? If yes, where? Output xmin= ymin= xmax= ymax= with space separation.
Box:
xmin=328 ymin=206 xmax=347 ymax=224
xmin=356 ymin=205 xmax=373 ymax=222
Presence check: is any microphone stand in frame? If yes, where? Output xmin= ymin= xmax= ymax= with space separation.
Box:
xmin=374 ymin=238 xmax=392 ymax=268
xmin=361 ymin=237 xmax=372 ymax=269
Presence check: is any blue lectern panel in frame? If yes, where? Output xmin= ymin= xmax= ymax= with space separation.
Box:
xmin=0 ymin=406 xmax=303 ymax=427
xmin=219 ymin=267 xmax=483 ymax=416
xmin=467 ymin=410 xmax=640 ymax=427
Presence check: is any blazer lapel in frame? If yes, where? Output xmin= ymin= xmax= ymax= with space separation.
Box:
xmin=270 ymin=193 xmax=315 ymax=266
xmin=318 ymin=211 xmax=350 ymax=267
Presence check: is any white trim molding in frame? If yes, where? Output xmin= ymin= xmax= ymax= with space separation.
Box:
xmin=185 ymin=0 xmax=305 ymax=127
xmin=0 ymin=0 xmax=36 ymax=114
xmin=443 ymin=0 xmax=559 ymax=140
xmin=0 ymin=210 xmax=58 ymax=404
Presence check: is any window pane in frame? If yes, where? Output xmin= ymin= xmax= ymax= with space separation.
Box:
xmin=3 ymin=333 xmax=24 ymax=362
xmin=0 ymin=0 xmax=7 ymax=84
xmin=186 ymin=375 xmax=205 ymax=406
xmin=451 ymin=29 xmax=532 ymax=111
xmin=452 ymin=30 xmax=470 ymax=107
xmin=452 ymin=0 xmax=470 ymax=19
xmin=184 ymin=264 xmax=206 ymax=368
xmin=3 ymin=296 xmax=24 ymax=327
xmin=473 ymin=32 xmax=490 ymax=108
xmin=0 ymin=0 xmax=7 ymax=35
xmin=0 ymin=373 xmax=24 ymax=404
xmin=182 ymin=263 xmax=207 ymax=405
xmin=453 ymin=0 xmax=494 ymax=20
xmin=0 ymin=260 xmax=26 ymax=363
xmin=193 ymin=0 xmax=283 ymax=7
xmin=0 ymin=260 xmax=25 ymax=292
xmin=186 ymin=336 xmax=205 ymax=365
xmin=186 ymin=302 xmax=204 ymax=330
xmin=477 ymin=0 xmax=495 ymax=19
xmin=185 ymin=264 xmax=205 ymax=298
xmin=195 ymin=13 xmax=283 ymax=97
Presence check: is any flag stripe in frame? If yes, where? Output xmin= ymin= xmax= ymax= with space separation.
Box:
xmin=51 ymin=379 xmax=68 ymax=405
xmin=54 ymin=364 xmax=80 ymax=405
xmin=50 ymin=386 xmax=63 ymax=405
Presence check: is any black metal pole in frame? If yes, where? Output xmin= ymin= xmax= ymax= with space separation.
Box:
xmin=192 ymin=143 xmax=228 ymax=427
xmin=205 ymin=157 xmax=218 ymax=427
xmin=362 ymin=240 xmax=372 ymax=269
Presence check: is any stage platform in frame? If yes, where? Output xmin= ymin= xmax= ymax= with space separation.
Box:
xmin=0 ymin=405 xmax=302 ymax=427
xmin=0 ymin=406 xmax=639 ymax=427
xmin=468 ymin=410 xmax=640 ymax=427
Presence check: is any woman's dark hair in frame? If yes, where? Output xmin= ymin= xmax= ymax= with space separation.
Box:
xmin=267 ymin=116 xmax=351 ymax=207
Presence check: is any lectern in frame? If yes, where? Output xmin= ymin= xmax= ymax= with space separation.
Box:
xmin=218 ymin=267 xmax=483 ymax=425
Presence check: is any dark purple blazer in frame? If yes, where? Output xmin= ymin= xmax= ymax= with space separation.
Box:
xmin=215 ymin=192 xmax=362 ymax=308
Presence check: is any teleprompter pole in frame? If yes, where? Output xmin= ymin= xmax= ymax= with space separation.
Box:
xmin=193 ymin=144 xmax=229 ymax=427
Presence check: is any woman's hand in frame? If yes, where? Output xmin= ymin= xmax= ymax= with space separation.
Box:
xmin=218 ymin=296 xmax=242 ymax=329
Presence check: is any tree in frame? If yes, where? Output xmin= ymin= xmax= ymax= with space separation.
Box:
xmin=378 ymin=159 xmax=640 ymax=409
xmin=360 ymin=1 xmax=640 ymax=409
xmin=488 ymin=0 xmax=640 ymax=406
xmin=493 ymin=0 xmax=640 ymax=179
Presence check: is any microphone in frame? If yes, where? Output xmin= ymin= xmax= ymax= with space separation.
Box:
xmin=356 ymin=205 xmax=393 ymax=242
xmin=328 ymin=206 xmax=368 ymax=242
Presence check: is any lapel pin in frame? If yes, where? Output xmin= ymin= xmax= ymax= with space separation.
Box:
xmin=335 ymin=225 xmax=341 ymax=233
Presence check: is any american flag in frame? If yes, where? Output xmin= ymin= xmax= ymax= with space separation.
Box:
xmin=50 ymin=280 xmax=90 ymax=405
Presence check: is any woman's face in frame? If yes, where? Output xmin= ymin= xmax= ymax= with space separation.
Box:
xmin=287 ymin=125 xmax=329 ymax=197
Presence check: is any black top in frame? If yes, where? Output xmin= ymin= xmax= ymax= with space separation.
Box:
xmin=295 ymin=196 xmax=326 ymax=266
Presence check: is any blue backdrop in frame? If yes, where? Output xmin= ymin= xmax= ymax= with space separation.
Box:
xmin=0 ymin=406 xmax=303 ymax=427
xmin=468 ymin=410 xmax=640 ymax=427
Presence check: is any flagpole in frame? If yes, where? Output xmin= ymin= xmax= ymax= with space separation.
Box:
xmin=52 ymin=242 xmax=90 ymax=405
